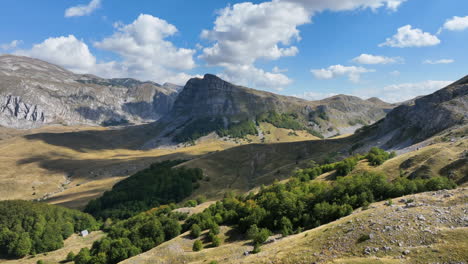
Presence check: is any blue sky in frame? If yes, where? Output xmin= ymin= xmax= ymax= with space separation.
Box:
xmin=1 ymin=0 xmax=467 ymax=102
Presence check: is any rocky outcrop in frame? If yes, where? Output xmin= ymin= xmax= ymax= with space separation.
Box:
xmin=0 ymin=55 xmax=179 ymax=129
xmin=0 ymin=95 xmax=46 ymax=128
xmin=359 ymin=76 xmax=468 ymax=149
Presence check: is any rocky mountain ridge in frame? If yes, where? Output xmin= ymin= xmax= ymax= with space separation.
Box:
xmin=358 ymin=76 xmax=468 ymax=149
xmin=151 ymin=74 xmax=394 ymax=145
xmin=0 ymin=55 xmax=180 ymax=129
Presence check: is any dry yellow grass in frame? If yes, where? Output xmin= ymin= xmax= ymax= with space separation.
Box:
xmin=182 ymin=136 xmax=353 ymax=201
xmin=0 ymin=231 xmax=104 ymax=264
xmin=0 ymin=125 xmax=238 ymax=209
xmin=356 ymin=138 xmax=468 ymax=184
xmin=255 ymin=122 xmax=320 ymax=143
xmin=173 ymin=201 xmax=217 ymax=216
xmin=0 ymin=122 xmax=326 ymax=209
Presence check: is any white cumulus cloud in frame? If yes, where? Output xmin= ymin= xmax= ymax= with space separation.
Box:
xmin=442 ymin=16 xmax=468 ymax=31
xmin=14 ymin=14 xmax=197 ymax=85
xmin=352 ymin=53 xmax=402 ymax=64
xmin=311 ymin=64 xmax=375 ymax=82
xmin=200 ymin=1 xmax=309 ymax=66
xmin=199 ymin=0 xmax=406 ymax=91
xmin=65 ymin=0 xmax=101 ymax=17
xmin=423 ymin=59 xmax=454 ymax=64
xmin=94 ymin=14 xmax=196 ymax=71
xmin=283 ymin=0 xmax=406 ymax=12
xmin=219 ymin=64 xmax=292 ymax=91
xmin=379 ymin=25 xmax=440 ymax=48
xmin=15 ymin=35 xmax=96 ymax=73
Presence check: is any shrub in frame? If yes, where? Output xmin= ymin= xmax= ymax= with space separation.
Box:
xmin=335 ymin=156 xmax=359 ymax=176
xmin=190 ymin=224 xmax=201 ymax=238
xmin=357 ymin=234 xmax=371 ymax=243
xmin=366 ymin=147 xmax=394 ymax=166
xmin=74 ymin=248 xmax=91 ymax=264
xmin=209 ymin=223 xmax=220 ymax=235
xmin=247 ymin=225 xmax=270 ymax=245
xmin=193 ymin=240 xmax=203 ymax=251
xmin=210 ymin=234 xmax=221 ymax=247
xmin=184 ymin=200 xmax=198 ymax=207
xmin=196 ymin=196 xmax=207 ymax=204
xmin=66 ymin=251 xmax=75 ymax=262
xmin=252 ymin=243 xmax=261 ymax=254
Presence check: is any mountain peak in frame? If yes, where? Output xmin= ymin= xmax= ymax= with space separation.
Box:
xmin=203 ymin=73 xmax=222 ymax=80
xmin=366 ymin=97 xmax=390 ymax=105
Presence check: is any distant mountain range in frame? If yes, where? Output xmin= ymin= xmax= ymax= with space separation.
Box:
xmin=0 ymin=55 xmax=181 ymax=129
xmin=1 ymin=55 xmax=393 ymax=144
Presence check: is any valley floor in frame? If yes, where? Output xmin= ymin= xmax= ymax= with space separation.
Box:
xmin=0 ymin=122 xmax=321 ymax=209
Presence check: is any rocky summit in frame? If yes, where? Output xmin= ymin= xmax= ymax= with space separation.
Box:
xmin=0 ymin=55 xmax=180 ymax=129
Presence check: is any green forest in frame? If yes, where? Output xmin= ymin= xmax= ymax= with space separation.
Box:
xmin=0 ymin=200 xmax=98 ymax=258
xmin=85 ymin=160 xmax=203 ymax=219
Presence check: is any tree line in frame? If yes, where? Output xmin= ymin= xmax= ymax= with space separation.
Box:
xmin=85 ymin=160 xmax=203 ymax=219
xmin=183 ymin=148 xmax=454 ymax=251
xmin=173 ymin=110 xmax=325 ymax=143
xmin=74 ymin=206 xmax=184 ymax=264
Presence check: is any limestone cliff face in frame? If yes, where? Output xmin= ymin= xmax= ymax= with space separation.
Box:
xmin=0 ymin=95 xmax=46 ymax=128
xmin=0 ymin=55 xmax=179 ymax=128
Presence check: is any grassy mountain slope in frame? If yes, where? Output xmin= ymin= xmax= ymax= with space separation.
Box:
xmin=171 ymin=77 xmax=468 ymax=202
xmin=120 ymin=188 xmax=467 ymax=264
xmin=180 ymin=136 xmax=354 ymax=200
